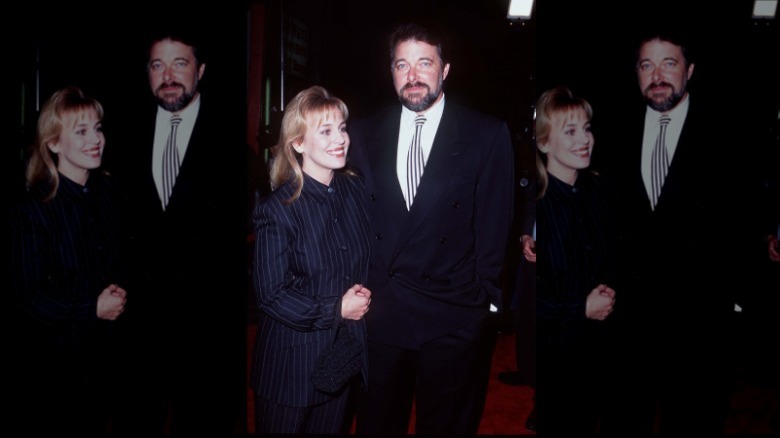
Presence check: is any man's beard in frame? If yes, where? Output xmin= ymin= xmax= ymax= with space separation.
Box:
xmin=155 ymin=81 xmax=198 ymax=112
xmin=399 ymin=77 xmax=443 ymax=112
xmin=644 ymin=81 xmax=686 ymax=112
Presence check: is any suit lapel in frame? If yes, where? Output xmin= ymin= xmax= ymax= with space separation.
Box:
xmin=655 ymin=100 xmax=697 ymax=211
xmin=170 ymin=110 xmax=200 ymax=197
xmin=166 ymin=101 xmax=207 ymax=211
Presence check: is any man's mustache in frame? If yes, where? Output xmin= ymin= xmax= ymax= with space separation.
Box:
xmin=402 ymin=82 xmax=430 ymax=93
xmin=156 ymin=82 xmax=185 ymax=94
xmin=645 ymin=82 xmax=674 ymax=93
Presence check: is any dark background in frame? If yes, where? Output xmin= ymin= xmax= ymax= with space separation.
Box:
xmin=9 ymin=1 xmax=777 ymax=191
xmin=535 ymin=0 xmax=778 ymax=166
xmin=9 ymin=2 xmax=247 ymax=179
xmin=258 ymin=0 xmax=534 ymax=128
xmin=8 ymin=0 xmax=538 ymax=208
xmin=536 ymin=0 xmax=779 ymax=273
xmin=256 ymin=0 xmax=537 ymax=178
xmin=4 ymin=1 xmax=778 ymax=433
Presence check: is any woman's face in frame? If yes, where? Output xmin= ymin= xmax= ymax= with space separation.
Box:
xmin=48 ymin=109 xmax=104 ymax=184
xmin=539 ymin=108 xmax=593 ymax=183
xmin=296 ymin=110 xmax=349 ymax=185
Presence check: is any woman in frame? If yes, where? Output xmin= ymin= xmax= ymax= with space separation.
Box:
xmin=533 ymin=86 xmax=617 ymax=435
xmin=252 ymin=85 xmax=371 ymax=434
xmin=9 ymin=86 xmax=127 ymax=434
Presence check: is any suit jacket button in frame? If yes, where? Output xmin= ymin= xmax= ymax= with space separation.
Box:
xmin=370 ymin=194 xmax=376 ymax=201
xmin=388 ymin=270 xmax=395 ymax=278
xmin=375 ymin=233 xmax=383 ymax=240
xmin=440 ymin=237 xmax=447 ymax=245
xmin=452 ymin=201 xmax=460 ymax=208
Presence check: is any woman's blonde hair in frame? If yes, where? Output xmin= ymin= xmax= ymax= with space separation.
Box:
xmin=534 ymin=85 xmax=592 ymax=198
xmin=26 ymin=86 xmax=104 ymax=201
xmin=269 ymin=85 xmax=349 ymax=203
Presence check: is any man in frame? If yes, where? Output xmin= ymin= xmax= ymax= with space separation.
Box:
xmin=113 ymin=29 xmax=246 ymax=435
xmin=601 ymin=29 xmax=744 ymax=434
xmin=349 ymin=23 xmax=514 ymax=434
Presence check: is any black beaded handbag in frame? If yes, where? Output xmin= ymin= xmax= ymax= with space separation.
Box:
xmin=311 ymin=324 xmax=363 ymax=394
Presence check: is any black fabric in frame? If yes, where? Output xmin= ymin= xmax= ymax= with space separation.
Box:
xmin=312 ymin=325 xmax=363 ymax=394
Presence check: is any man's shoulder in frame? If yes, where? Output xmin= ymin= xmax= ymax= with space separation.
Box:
xmin=438 ymin=103 xmax=510 ymax=149
xmin=443 ymin=101 xmax=507 ymax=130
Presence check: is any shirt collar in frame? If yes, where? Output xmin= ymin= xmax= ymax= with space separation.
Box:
xmin=58 ymin=171 xmax=95 ymax=197
xmin=301 ymin=171 xmax=345 ymax=197
xmin=401 ymin=93 xmax=446 ymax=125
xmin=646 ymin=92 xmax=690 ymax=124
xmin=156 ymin=92 xmax=201 ymax=122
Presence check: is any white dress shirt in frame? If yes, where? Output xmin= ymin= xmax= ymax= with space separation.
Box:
xmin=641 ymin=93 xmax=689 ymax=205
xmin=396 ymin=95 xmax=446 ymax=209
xmin=152 ymin=94 xmax=201 ymax=208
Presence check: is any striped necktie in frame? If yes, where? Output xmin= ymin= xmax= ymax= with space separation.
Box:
xmin=162 ymin=115 xmax=182 ymax=208
xmin=406 ymin=115 xmax=426 ymax=210
xmin=650 ymin=114 xmax=671 ymax=209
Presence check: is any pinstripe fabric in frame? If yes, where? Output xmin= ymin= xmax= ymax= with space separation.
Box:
xmin=9 ymin=172 xmax=125 ymax=432
xmin=406 ymin=115 xmax=426 ymax=209
xmin=536 ymin=172 xmax=615 ymax=322
xmin=162 ymin=115 xmax=182 ymax=209
xmin=650 ymin=114 xmax=671 ymax=209
xmin=255 ymin=388 xmax=350 ymax=434
xmin=11 ymin=173 xmax=125 ymax=325
xmin=252 ymin=171 xmax=370 ymax=413
xmin=535 ymin=171 xmax=616 ymax=433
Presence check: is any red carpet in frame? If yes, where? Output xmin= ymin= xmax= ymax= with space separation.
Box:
xmin=246 ymin=326 xmax=535 ymax=434
xmin=246 ymin=323 xmax=780 ymax=434
xmin=472 ymin=332 xmax=535 ymax=435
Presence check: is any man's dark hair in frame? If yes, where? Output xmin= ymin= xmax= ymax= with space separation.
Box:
xmin=388 ymin=22 xmax=448 ymax=67
xmin=635 ymin=27 xmax=696 ymax=68
xmin=146 ymin=28 xmax=205 ymax=67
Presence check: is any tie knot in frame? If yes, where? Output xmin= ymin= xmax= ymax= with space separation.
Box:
xmin=659 ymin=115 xmax=671 ymax=126
xmin=414 ymin=115 xmax=426 ymax=126
xmin=170 ymin=115 xmax=182 ymax=127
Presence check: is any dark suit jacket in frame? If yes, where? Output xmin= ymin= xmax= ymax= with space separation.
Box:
xmin=251 ymin=172 xmax=370 ymax=407
xmin=118 ymin=95 xmax=246 ymax=321
xmin=349 ymin=100 xmax=514 ymax=349
xmin=9 ymin=173 xmax=126 ymax=402
xmin=606 ymin=95 xmax=740 ymax=326
xmin=597 ymin=87 xmax=750 ymax=438
xmin=112 ymin=94 xmax=246 ymax=419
